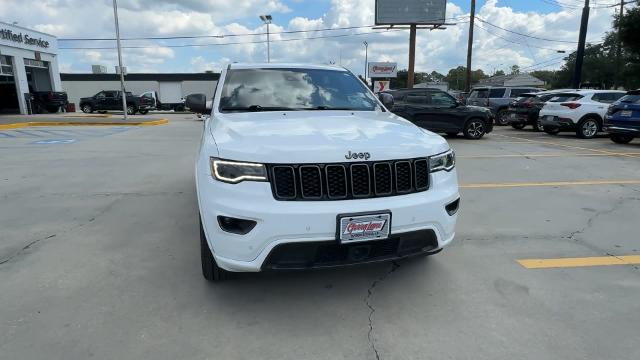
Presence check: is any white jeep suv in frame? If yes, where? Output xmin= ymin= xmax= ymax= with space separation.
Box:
xmin=187 ymin=63 xmax=460 ymax=281
xmin=539 ymin=89 xmax=626 ymax=138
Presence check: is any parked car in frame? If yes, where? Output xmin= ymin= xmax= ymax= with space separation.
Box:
xmin=539 ymin=89 xmax=626 ymax=138
xmin=381 ymin=88 xmax=493 ymax=139
xmin=466 ymin=86 xmax=541 ymax=125
xmin=186 ymin=63 xmax=460 ymax=281
xmin=506 ymin=90 xmax=572 ymax=131
xmin=603 ymin=89 xmax=640 ymax=144
xmin=448 ymin=90 xmax=469 ymax=104
xmin=30 ymin=91 xmax=68 ymax=113
xmin=79 ymin=90 xmax=154 ymax=115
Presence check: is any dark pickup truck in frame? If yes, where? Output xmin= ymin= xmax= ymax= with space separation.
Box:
xmin=30 ymin=91 xmax=68 ymax=113
xmin=79 ymin=90 xmax=154 ymax=115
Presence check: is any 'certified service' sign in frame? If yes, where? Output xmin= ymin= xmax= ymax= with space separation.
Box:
xmin=368 ymin=62 xmax=398 ymax=78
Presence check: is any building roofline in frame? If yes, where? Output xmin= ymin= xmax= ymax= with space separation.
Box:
xmin=0 ymin=21 xmax=57 ymax=38
xmin=60 ymin=72 xmax=220 ymax=82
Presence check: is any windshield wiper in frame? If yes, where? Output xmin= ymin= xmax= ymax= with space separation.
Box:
xmin=221 ymin=105 xmax=298 ymax=112
xmin=305 ymin=106 xmax=361 ymax=110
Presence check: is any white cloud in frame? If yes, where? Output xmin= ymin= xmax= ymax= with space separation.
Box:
xmin=0 ymin=0 xmax=619 ymax=75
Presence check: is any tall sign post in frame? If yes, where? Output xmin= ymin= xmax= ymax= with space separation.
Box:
xmin=112 ymin=0 xmax=128 ymax=120
xmin=375 ymin=0 xmax=450 ymax=89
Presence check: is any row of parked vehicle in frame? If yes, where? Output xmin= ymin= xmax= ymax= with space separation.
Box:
xmin=378 ymin=86 xmax=638 ymax=144
xmin=79 ymin=90 xmax=187 ymax=115
xmin=504 ymin=88 xmax=638 ymax=144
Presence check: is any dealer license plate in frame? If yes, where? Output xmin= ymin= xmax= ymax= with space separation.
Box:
xmin=338 ymin=212 xmax=391 ymax=244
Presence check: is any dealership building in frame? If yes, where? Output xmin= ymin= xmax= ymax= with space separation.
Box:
xmin=0 ymin=21 xmax=62 ymax=114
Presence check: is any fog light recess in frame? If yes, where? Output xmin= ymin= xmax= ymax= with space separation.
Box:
xmin=217 ymin=216 xmax=257 ymax=235
xmin=445 ymin=198 xmax=460 ymax=216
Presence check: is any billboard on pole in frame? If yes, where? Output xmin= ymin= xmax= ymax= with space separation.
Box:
xmin=375 ymin=0 xmax=447 ymax=25
xmin=368 ymin=62 xmax=398 ymax=78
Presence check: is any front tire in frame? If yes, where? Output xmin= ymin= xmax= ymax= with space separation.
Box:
xmin=496 ymin=109 xmax=509 ymax=126
xmin=511 ymin=123 xmax=526 ymax=130
xmin=463 ymin=119 xmax=486 ymax=139
xmin=138 ymin=109 xmax=149 ymax=115
xmin=126 ymin=104 xmax=137 ymax=115
xmin=81 ymin=104 xmax=93 ymax=113
xmin=577 ymin=118 xmax=599 ymax=139
xmin=610 ymin=134 xmax=634 ymax=144
xmin=200 ymin=219 xmax=230 ymax=282
xmin=534 ymin=118 xmax=545 ymax=132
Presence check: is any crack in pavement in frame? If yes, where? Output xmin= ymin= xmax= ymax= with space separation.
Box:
xmin=0 ymin=197 xmax=121 ymax=266
xmin=365 ymin=261 xmax=400 ymax=360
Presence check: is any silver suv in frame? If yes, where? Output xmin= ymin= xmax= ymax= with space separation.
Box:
xmin=466 ymin=86 xmax=541 ymax=125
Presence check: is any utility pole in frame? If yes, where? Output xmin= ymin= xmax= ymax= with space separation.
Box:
xmin=112 ymin=0 xmax=127 ymax=120
xmin=465 ymin=0 xmax=476 ymax=93
xmin=615 ymin=0 xmax=624 ymax=88
xmin=572 ymin=0 xmax=590 ymax=89
xmin=407 ymin=24 xmax=417 ymax=88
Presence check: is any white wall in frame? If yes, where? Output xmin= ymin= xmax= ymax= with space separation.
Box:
xmin=62 ymin=80 xmax=159 ymax=107
xmin=182 ymin=81 xmax=217 ymax=99
xmin=62 ymin=79 xmax=218 ymax=107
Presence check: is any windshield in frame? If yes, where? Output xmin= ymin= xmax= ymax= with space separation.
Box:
xmin=219 ymin=68 xmax=379 ymax=112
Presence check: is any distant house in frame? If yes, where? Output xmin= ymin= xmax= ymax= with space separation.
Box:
xmin=477 ymin=73 xmax=545 ymax=87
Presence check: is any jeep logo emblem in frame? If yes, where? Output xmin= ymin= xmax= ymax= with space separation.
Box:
xmin=345 ymin=151 xmax=370 ymax=160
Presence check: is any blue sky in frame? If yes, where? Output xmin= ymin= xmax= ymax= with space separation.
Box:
xmin=1 ymin=0 xmax=618 ymax=75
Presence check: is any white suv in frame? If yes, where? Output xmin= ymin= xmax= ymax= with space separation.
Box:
xmin=539 ymin=89 xmax=626 ymax=138
xmin=187 ymin=63 xmax=460 ymax=281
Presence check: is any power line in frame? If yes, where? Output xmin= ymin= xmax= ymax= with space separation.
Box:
xmin=58 ymin=16 xmax=470 ymax=42
xmin=474 ymin=23 xmax=568 ymax=52
xmin=59 ymin=28 xmax=410 ymax=50
xmin=476 ymin=17 xmax=579 ymax=43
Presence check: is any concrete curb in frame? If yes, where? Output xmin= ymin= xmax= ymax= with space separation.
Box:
xmin=0 ymin=119 xmax=169 ymax=130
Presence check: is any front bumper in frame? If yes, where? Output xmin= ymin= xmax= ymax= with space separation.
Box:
xmin=603 ymin=125 xmax=640 ymax=135
xmin=196 ymin=168 xmax=459 ymax=272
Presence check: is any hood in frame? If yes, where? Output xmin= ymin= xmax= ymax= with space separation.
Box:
xmin=208 ymin=110 xmax=450 ymax=163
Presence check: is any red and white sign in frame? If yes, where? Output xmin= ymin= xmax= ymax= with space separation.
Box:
xmin=374 ymin=80 xmax=390 ymax=93
xmin=368 ymin=62 xmax=397 ymax=78
xmin=339 ymin=213 xmax=391 ymax=243
xmin=343 ymin=220 xmax=386 ymax=235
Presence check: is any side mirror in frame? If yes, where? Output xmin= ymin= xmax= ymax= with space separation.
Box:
xmin=205 ymin=100 xmax=212 ymax=115
xmin=379 ymin=93 xmax=394 ymax=108
xmin=186 ymin=93 xmax=207 ymax=114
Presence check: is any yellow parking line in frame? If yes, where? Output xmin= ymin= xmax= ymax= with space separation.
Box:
xmin=458 ymin=152 xmax=640 ymax=158
xmin=518 ymin=255 xmax=640 ymax=269
xmin=494 ymin=134 xmax=640 ymax=159
xmin=0 ymin=119 xmax=168 ymax=130
xmin=460 ymin=180 xmax=640 ymax=189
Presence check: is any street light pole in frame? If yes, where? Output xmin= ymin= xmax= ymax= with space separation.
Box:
xmin=112 ymin=0 xmax=127 ymax=120
xmin=363 ymin=41 xmax=368 ymax=79
xmin=259 ymin=15 xmax=272 ymax=62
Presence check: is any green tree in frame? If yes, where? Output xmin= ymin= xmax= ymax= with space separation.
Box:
xmin=510 ymin=64 xmax=520 ymax=75
xmin=443 ymin=66 xmax=488 ymax=91
xmin=619 ymin=1 xmax=640 ymax=56
xmin=494 ymin=69 xmax=506 ymax=76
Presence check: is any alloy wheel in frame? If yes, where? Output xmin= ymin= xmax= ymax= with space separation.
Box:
xmin=581 ymin=120 xmax=598 ymax=138
xmin=467 ymin=121 xmax=484 ymax=139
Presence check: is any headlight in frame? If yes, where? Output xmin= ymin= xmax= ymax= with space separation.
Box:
xmin=210 ymin=158 xmax=268 ymax=183
xmin=429 ymin=150 xmax=455 ymax=172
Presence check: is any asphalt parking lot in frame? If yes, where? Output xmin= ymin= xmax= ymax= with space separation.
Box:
xmin=1 ymin=114 xmax=639 ymax=360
